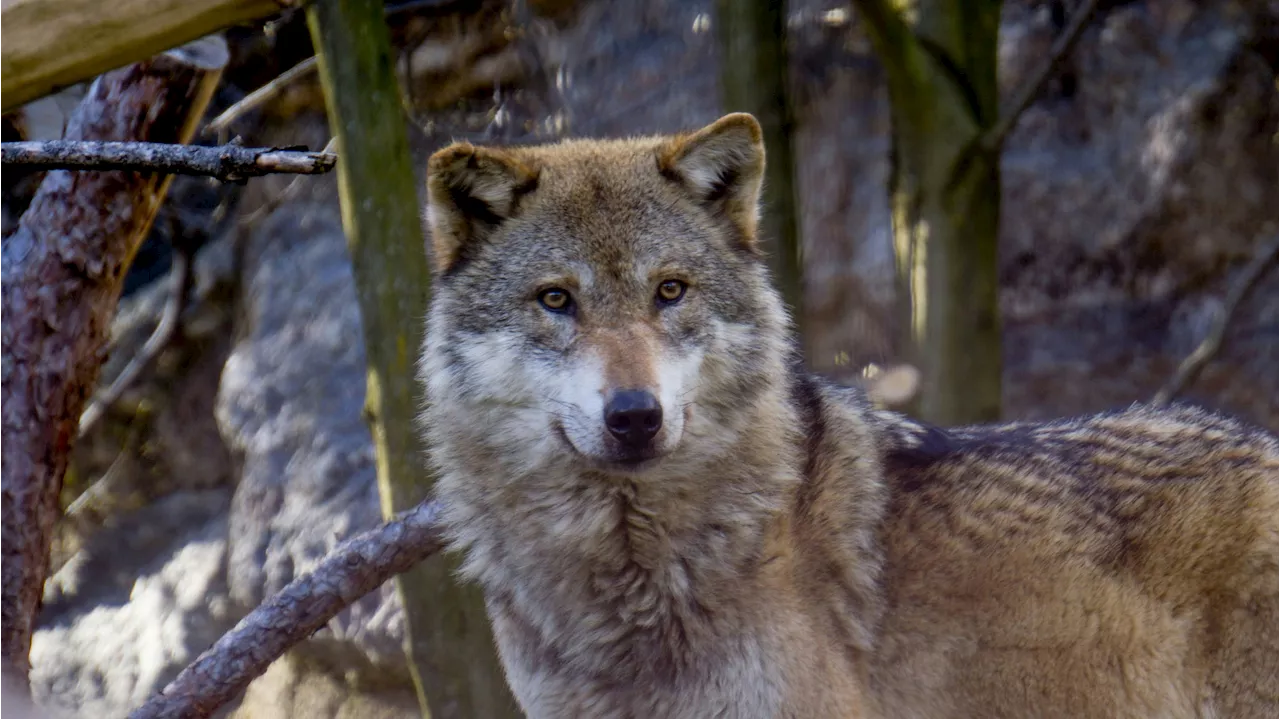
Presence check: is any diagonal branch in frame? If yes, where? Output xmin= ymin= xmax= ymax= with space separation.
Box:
xmin=1153 ymin=240 xmax=1279 ymax=406
xmin=1 ymin=141 xmax=336 ymax=182
xmin=980 ymin=0 xmax=1101 ymax=152
xmin=203 ymin=57 xmax=320 ymax=137
xmin=202 ymin=1 xmax=481 ymax=140
xmin=128 ymin=500 xmax=448 ymax=719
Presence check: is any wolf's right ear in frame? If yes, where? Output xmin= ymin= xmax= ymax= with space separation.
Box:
xmin=425 ymin=142 xmax=540 ymax=273
xmin=657 ymin=113 xmax=766 ymax=250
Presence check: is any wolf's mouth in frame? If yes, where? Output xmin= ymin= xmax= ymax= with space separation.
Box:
xmin=550 ymin=419 xmax=665 ymax=474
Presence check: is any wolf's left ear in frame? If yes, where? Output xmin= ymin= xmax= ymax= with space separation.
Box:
xmin=425 ymin=142 xmax=540 ymax=273
xmin=658 ymin=113 xmax=766 ymax=248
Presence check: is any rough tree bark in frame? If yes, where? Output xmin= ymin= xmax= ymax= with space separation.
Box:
xmin=0 ymin=0 xmax=289 ymax=112
xmin=305 ymin=1 xmax=518 ymax=717
xmin=0 ymin=37 xmax=227 ymax=687
xmin=716 ymin=0 xmax=805 ymax=340
xmin=852 ymin=0 xmax=1004 ymax=425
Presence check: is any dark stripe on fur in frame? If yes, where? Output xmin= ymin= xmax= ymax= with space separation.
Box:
xmin=791 ymin=371 xmax=828 ymax=517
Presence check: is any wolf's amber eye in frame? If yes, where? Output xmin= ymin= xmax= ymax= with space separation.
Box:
xmin=538 ymin=288 xmax=573 ymax=313
xmin=656 ymin=279 xmax=687 ymax=305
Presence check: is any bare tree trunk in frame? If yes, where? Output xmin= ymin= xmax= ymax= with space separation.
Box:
xmin=853 ymin=0 xmax=1004 ymax=426
xmin=0 ymin=36 xmax=227 ymax=688
xmin=305 ymin=1 xmax=518 ymax=717
xmin=716 ymin=0 xmax=805 ymax=341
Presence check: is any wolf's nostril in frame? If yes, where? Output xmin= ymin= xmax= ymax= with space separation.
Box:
xmin=604 ymin=390 xmax=663 ymax=449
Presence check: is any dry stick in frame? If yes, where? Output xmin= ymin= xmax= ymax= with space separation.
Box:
xmin=980 ymin=0 xmax=1102 ymax=153
xmin=238 ymin=137 xmax=339 ymax=228
xmin=1 ymin=140 xmax=336 ymax=182
xmin=1152 ymin=240 xmax=1279 ymax=406
xmin=128 ymin=501 xmax=447 ymax=719
xmin=77 ymin=247 xmax=193 ymax=438
xmin=203 ymin=56 xmax=319 ymax=136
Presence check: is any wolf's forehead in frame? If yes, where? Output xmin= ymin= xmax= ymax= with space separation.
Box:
xmin=509 ymin=166 xmax=703 ymax=269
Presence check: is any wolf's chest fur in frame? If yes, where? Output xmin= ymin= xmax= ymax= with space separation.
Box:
xmin=479 ymin=487 xmax=793 ymax=717
xmin=418 ymin=114 xmax=1278 ymax=718
xmin=445 ymin=444 xmax=870 ymax=718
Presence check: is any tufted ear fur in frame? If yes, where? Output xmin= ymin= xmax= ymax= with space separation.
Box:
xmin=657 ymin=113 xmax=766 ymax=250
xmin=425 ymin=142 xmax=540 ymax=273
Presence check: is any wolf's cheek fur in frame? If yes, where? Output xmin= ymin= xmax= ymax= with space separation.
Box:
xmin=533 ymin=351 xmax=609 ymax=458
xmin=424 ymin=329 xmax=561 ymax=469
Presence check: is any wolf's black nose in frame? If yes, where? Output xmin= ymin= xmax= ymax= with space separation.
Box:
xmin=604 ymin=390 xmax=663 ymax=448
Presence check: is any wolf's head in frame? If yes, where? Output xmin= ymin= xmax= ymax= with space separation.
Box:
xmin=419 ymin=114 xmax=794 ymax=501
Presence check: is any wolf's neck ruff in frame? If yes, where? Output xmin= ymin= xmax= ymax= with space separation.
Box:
xmin=483 ymin=475 xmax=783 ymax=678
xmin=430 ymin=357 xmax=804 ymax=680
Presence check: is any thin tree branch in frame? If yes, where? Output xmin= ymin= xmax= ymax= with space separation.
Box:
xmin=237 ymin=137 xmax=339 ymax=228
xmin=77 ymin=246 xmax=193 ymax=438
xmin=980 ymin=0 xmax=1101 ymax=153
xmin=128 ymin=500 xmax=447 ymax=719
xmin=203 ymin=57 xmax=319 ymax=137
xmin=1 ymin=141 xmax=336 ymax=182
xmin=1153 ymin=240 xmax=1279 ymax=406
xmin=203 ymin=0 xmax=485 ymax=140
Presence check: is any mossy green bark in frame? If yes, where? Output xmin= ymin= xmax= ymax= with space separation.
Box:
xmin=305 ymin=2 xmax=518 ymax=716
xmin=855 ymin=0 xmax=1004 ymax=425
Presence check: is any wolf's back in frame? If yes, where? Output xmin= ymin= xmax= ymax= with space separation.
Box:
xmin=867 ymin=402 xmax=1277 ymax=717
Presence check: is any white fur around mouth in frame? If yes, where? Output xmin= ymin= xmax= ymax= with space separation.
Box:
xmin=550 ymin=419 xmax=668 ymax=474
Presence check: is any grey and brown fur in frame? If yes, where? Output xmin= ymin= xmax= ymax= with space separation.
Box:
xmin=417 ymin=114 xmax=1279 ymax=718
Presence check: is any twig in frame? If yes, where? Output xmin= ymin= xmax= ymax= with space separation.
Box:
xmin=238 ymin=137 xmax=338 ymax=228
xmin=128 ymin=500 xmax=447 ymax=719
xmin=77 ymin=246 xmax=193 ymax=438
xmin=1 ymin=141 xmax=337 ymax=182
xmin=980 ymin=0 xmax=1102 ymax=152
xmin=1153 ymin=240 xmax=1279 ymax=405
xmin=203 ymin=57 xmax=319 ymax=137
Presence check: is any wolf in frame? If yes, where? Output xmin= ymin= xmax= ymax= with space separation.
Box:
xmin=417 ymin=113 xmax=1278 ymax=718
